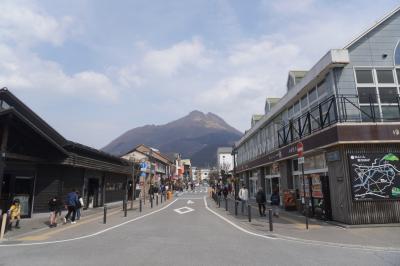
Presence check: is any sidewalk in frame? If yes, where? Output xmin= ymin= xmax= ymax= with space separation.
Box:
xmin=209 ymin=196 xmax=400 ymax=249
xmin=2 ymin=196 xmax=168 ymax=242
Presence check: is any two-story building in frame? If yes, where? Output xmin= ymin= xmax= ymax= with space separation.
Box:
xmin=234 ymin=7 xmax=400 ymax=224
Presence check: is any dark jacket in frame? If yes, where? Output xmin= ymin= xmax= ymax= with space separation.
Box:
xmin=256 ymin=191 xmax=266 ymax=204
xmin=48 ymin=197 xmax=62 ymax=212
xmin=66 ymin=192 xmax=78 ymax=207
xmin=271 ymin=193 xmax=280 ymax=206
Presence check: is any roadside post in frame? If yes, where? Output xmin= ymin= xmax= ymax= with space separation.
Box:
xmin=156 ymin=194 xmax=159 ymax=206
xmin=235 ymin=200 xmax=238 ymax=216
xmin=103 ymin=204 xmax=107 ymax=224
xmin=248 ymin=204 xmax=251 ymax=222
xmin=297 ymin=142 xmax=309 ymax=230
xmin=268 ymin=209 xmax=273 ymax=232
xmin=225 ymin=198 xmax=228 ymax=211
xmin=0 ymin=212 xmax=7 ymax=240
xmin=139 ymin=199 xmax=142 ymax=212
xmin=124 ymin=200 xmax=127 ymax=217
xmin=151 ymin=196 xmax=153 ymax=208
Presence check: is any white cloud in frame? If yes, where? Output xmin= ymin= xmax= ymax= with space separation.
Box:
xmin=0 ymin=0 xmax=75 ymax=46
xmin=142 ymin=38 xmax=212 ymax=76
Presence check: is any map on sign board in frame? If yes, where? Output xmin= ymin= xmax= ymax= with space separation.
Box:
xmin=349 ymin=153 xmax=400 ymax=200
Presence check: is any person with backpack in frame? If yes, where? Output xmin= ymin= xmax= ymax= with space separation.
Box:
xmin=76 ymin=191 xmax=84 ymax=221
xmin=271 ymin=189 xmax=280 ymax=217
xmin=64 ymin=189 xmax=79 ymax=224
xmin=48 ymin=196 xmax=61 ymax=227
xmin=256 ymin=187 xmax=266 ymax=217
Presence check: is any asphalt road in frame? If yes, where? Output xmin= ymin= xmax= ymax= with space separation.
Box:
xmin=0 ymin=187 xmax=399 ymax=266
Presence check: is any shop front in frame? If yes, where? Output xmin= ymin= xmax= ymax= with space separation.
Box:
xmin=293 ymin=153 xmax=332 ymax=220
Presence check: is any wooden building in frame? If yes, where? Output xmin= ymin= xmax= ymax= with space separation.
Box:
xmin=0 ymin=88 xmax=131 ymax=217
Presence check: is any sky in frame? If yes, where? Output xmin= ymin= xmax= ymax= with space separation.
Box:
xmin=0 ymin=0 xmax=399 ymax=149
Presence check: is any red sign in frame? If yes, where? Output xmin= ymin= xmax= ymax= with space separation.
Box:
xmin=297 ymin=142 xmax=304 ymax=158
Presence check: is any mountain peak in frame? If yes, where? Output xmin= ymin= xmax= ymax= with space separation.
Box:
xmin=102 ymin=111 xmax=242 ymax=166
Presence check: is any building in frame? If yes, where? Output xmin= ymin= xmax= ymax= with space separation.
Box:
xmin=217 ymin=147 xmax=234 ymax=177
xmin=234 ymin=7 xmax=400 ymax=224
xmin=200 ymin=169 xmax=210 ymax=181
xmin=0 ymin=89 xmax=131 ymax=217
xmin=122 ymin=144 xmax=173 ymax=198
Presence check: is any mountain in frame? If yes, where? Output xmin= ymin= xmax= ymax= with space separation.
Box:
xmin=102 ymin=110 xmax=242 ymax=167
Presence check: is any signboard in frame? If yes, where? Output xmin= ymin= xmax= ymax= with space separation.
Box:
xmin=297 ymin=142 xmax=304 ymax=158
xmin=349 ymin=153 xmax=400 ymax=200
xmin=298 ymin=157 xmax=304 ymax=164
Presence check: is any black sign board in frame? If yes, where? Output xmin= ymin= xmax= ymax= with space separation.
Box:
xmin=349 ymin=153 xmax=400 ymax=200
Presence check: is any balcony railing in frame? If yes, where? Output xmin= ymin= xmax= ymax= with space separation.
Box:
xmin=277 ymin=94 xmax=400 ymax=147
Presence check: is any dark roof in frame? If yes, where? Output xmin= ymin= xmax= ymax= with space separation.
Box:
xmin=0 ymin=88 xmax=129 ymax=166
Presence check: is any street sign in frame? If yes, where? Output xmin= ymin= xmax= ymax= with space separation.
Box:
xmin=298 ymin=157 xmax=305 ymax=164
xmin=297 ymin=142 xmax=304 ymax=158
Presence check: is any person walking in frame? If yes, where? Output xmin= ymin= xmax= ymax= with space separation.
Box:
xmin=271 ymin=189 xmax=280 ymax=217
xmin=64 ymin=189 xmax=79 ymax=224
xmin=238 ymin=185 xmax=249 ymax=213
xmin=76 ymin=191 xmax=84 ymax=221
xmin=8 ymin=199 xmax=21 ymax=230
xmin=48 ymin=196 xmax=61 ymax=227
xmin=256 ymin=188 xmax=266 ymax=217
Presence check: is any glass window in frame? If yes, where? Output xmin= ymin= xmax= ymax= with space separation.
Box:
xmin=395 ymin=43 xmax=400 ymax=65
xmin=293 ymin=101 xmax=300 ymax=113
xmin=301 ymin=95 xmax=308 ymax=109
xmin=360 ymin=106 xmax=380 ymax=122
xmin=355 ymin=69 xmax=374 ymax=83
xmin=317 ymin=79 xmax=328 ymax=96
xmin=379 ymin=87 xmax=398 ymax=103
xmin=308 ymin=88 xmax=317 ymax=103
xmin=358 ymin=87 xmax=378 ymax=103
xmin=381 ymin=106 xmax=400 ymax=120
xmin=396 ymin=69 xmax=400 ymax=83
xmin=376 ymin=70 xmax=394 ymax=83
xmin=288 ymin=106 xmax=293 ymax=118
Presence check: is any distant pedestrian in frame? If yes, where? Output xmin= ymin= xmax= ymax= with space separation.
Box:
xmin=271 ymin=189 xmax=280 ymax=217
xmin=256 ymin=188 xmax=266 ymax=217
xmin=223 ymin=186 xmax=228 ymax=200
xmin=48 ymin=196 xmax=62 ymax=227
xmin=76 ymin=191 xmax=84 ymax=220
xmin=238 ymin=185 xmax=249 ymax=213
xmin=8 ymin=199 xmax=21 ymax=230
xmin=64 ymin=189 xmax=79 ymax=224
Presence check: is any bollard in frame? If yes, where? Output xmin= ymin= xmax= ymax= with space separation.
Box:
xmin=151 ymin=197 xmax=153 ymax=208
xmin=0 ymin=213 xmax=7 ymax=240
xmin=139 ymin=199 xmax=142 ymax=212
xmin=218 ymin=196 xmax=221 ymax=208
xmin=248 ymin=204 xmax=251 ymax=222
xmin=225 ymin=198 xmax=228 ymax=211
xmin=241 ymin=201 xmax=244 ymax=214
xmin=235 ymin=201 xmax=238 ymax=216
xmin=268 ymin=209 xmax=273 ymax=232
xmin=124 ymin=201 xmax=127 ymax=217
xmin=103 ymin=204 xmax=107 ymax=224
xmin=156 ymin=195 xmax=159 ymax=206
xmin=161 ymin=193 xmax=163 ymax=203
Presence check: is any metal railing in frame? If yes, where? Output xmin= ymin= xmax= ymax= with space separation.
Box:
xmin=277 ymin=94 xmax=400 ymax=147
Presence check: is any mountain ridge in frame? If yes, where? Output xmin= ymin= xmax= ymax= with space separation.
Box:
xmin=102 ymin=111 xmax=242 ymax=167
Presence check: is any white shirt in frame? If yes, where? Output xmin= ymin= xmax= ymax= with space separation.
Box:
xmin=239 ymin=188 xmax=248 ymax=201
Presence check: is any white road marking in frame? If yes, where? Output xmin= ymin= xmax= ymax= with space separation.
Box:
xmin=0 ymin=199 xmax=179 ymax=247
xmin=174 ymin=207 xmax=195 ymax=214
xmin=203 ymin=196 xmax=400 ymax=253
xmin=187 ymin=200 xmax=194 ymax=204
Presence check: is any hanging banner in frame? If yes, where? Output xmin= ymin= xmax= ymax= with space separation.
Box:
xmin=349 ymin=153 xmax=400 ymax=200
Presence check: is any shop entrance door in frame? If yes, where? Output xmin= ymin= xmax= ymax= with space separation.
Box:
xmin=0 ymin=174 xmax=34 ymax=217
xmin=320 ymin=176 xmax=332 ymax=220
xmin=87 ymin=178 xmax=100 ymax=208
